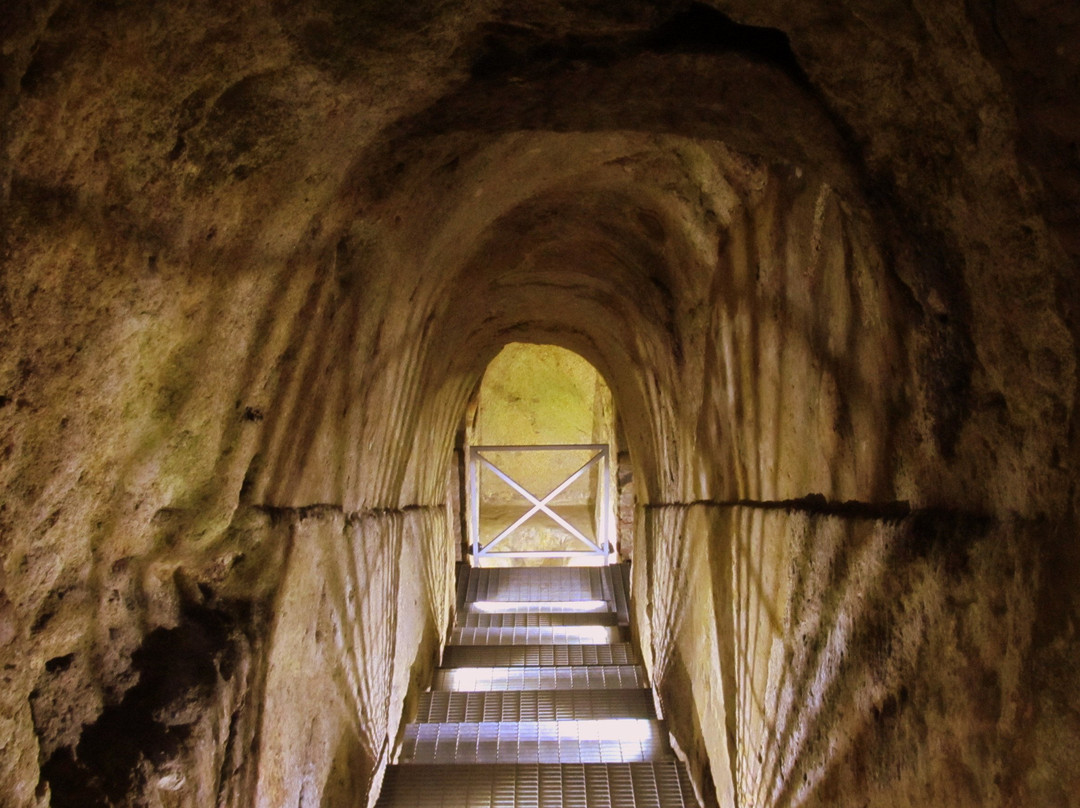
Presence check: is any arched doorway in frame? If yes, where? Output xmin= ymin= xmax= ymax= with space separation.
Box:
xmin=463 ymin=343 xmax=619 ymax=566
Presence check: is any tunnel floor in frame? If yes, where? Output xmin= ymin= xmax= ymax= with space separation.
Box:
xmin=376 ymin=564 xmax=700 ymax=808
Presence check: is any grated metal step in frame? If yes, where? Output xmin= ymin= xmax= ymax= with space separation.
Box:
xmin=433 ymin=665 xmax=648 ymax=692
xmin=375 ymin=762 xmax=698 ymax=808
xmin=466 ymin=568 xmax=608 ymax=603
xmin=466 ymin=600 xmax=611 ymax=615
xmin=452 ymin=624 xmax=625 ymax=646
xmin=399 ymin=719 xmax=670 ymax=764
xmin=461 ymin=612 xmax=619 ymax=629
xmin=443 ymin=644 xmax=634 ymax=668
xmin=414 ymin=690 xmax=656 ymax=723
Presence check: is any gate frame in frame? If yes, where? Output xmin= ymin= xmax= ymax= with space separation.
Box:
xmin=467 ymin=444 xmax=613 ymax=565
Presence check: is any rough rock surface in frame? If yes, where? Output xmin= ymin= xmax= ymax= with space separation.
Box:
xmin=1 ymin=1 xmax=1077 ymax=806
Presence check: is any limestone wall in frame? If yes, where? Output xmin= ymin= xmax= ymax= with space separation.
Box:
xmin=2 ymin=1 xmax=1078 ymax=806
xmin=254 ymin=507 xmax=451 ymax=808
xmin=639 ymin=505 xmax=1048 ymax=807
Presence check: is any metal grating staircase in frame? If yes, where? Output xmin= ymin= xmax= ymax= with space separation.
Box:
xmin=376 ymin=564 xmax=700 ymax=808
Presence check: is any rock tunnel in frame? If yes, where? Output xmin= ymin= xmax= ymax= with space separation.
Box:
xmin=2 ymin=1 xmax=1079 ymax=806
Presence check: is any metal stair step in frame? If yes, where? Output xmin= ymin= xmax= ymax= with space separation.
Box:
xmin=452 ymin=624 xmax=625 ymax=646
xmin=460 ymin=612 xmax=619 ymax=629
xmin=466 ymin=567 xmax=608 ymax=604
xmin=432 ymin=665 xmax=648 ymax=691
xmin=465 ymin=599 xmax=612 ymax=615
xmin=399 ymin=719 xmax=671 ymax=764
xmin=375 ymin=762 xmax=698 ymax=808
xmin=443 ymin=643 xmax=634 ymax=668
xmin=414 ymin=690 xmax=656 ymax=723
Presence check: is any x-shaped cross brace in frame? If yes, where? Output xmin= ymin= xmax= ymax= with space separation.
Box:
xmin=476 ymin=451 xmax=604 ymax=555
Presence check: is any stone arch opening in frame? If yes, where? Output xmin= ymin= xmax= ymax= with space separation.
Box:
xmin=462 ymin=342 xmax=621 ymax=566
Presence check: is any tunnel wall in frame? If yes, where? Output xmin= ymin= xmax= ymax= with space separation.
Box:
xmin=639 ymin=505 xmax=1050 ymax=808
xmin=611 ymin=155 xmax=1077 ymax=806
xmin=254 ymin=506 xmax=452 ymax=808
xmin=0 ymin=149 xmax=463 ymax=806
xmin=3 ymin=1 xmax=1080 ymax=807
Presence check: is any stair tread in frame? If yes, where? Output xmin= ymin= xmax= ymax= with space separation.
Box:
xmin=443 ymin=643 xmax=635 ymax=668
xmin=466 ymin=567 xmax=609 ymax=604
xmin=376 ymin=762 xmax=698 ymax=808
xmin=414 ymin=690 xmax=656 ymax=723
xmin=433 ymin=664 xmax=647 ymax=691
xmin=461 ymin=612 xmax=619 ymax=628
xmin=453 ymin=625 xmax=625 ymax=645
xmin=400 ymin=719 xmax=671 ymax=764
xmin=465 ymin=600 xmax=613 ymax=615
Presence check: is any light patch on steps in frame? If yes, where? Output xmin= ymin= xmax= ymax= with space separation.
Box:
xmin=468 ymin=599 xmax=610 ymax=614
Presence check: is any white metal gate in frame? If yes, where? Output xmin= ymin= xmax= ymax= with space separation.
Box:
xmin=467 ymin=444 xmax=612 ymax=565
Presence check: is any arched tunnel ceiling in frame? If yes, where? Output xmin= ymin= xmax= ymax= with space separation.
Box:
xmin=393 ymin=130 xmax=905 ymax=508
xmin=0 ymin=0 xmax=1073 ymax=597
xmin=405 ymin=134 xmax=781 ymax=492
xmin=1 ymin=0 xmax=1074 ymax=568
